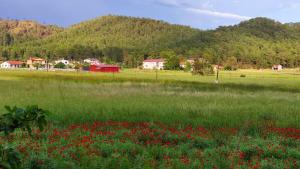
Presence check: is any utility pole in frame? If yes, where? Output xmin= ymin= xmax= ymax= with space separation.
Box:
xmin=155 ymin=62 xmax=158 ymax=81
xmin=215 ymin=55 xmax=220 ymax=84
xmin=46 ymin=59 xmax=49 ymax=72
xmin=215 ymin=64 xmax=219 ymax=84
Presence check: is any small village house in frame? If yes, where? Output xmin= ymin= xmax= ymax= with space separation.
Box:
xmin=55 ymin=59 xmax=70 ymax=65
xmin=0 ymin=61 xmax=24 ymax=69
xmin=143 ymin=59 xmax=165 ymax=70
xmin=272 ymin=65 xmax=283 ymax=71
xmin=27 ymin=57 xmax=46 ymax=69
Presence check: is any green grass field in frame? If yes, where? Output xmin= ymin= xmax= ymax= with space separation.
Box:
xmin=0 ymin=69 xmax=299 ymax=169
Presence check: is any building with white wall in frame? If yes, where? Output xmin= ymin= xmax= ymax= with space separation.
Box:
xmin=143 ymin=59 xmax=165 ymax=70
xmin=0 ymin=61 xmax=23 ymax=69
xmin=55 ymin=59 xmax=70 ymax=65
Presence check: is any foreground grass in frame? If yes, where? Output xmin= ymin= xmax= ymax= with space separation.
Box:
xmin=0 ymin=69 xmax=299 ymax=168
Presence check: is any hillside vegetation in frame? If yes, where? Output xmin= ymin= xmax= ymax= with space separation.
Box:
xmin=0 ymin=19 xmax=62 ymax=45
xmin=1 ymin=16 xmax=300 ymax=68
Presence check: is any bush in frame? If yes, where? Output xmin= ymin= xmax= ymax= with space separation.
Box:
xmin=184 ymin=62 xmax=192 ymax=72
xmin=192 ymin=59 xmax=214 ymax=76
xmin=0 ymin=145 xmax=21 ymax=169
xmin=240 ymin=74 xmax=246 ymax=78
xmin=54 ymin=62 xmax=66 ymax=69
xmin=224 ymin=65 xmax=237 ymax=71
xmin=0 ymin=105 xmax=49 ymax=169
xmin=0 ymin=105 xmax=49 ymax=136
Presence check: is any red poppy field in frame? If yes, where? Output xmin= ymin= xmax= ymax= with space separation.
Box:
xmin=0 ymin=121 xmax=297 ymax=169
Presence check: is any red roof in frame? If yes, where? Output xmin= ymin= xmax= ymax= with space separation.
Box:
xmin=30 ymin=57 xmax=45 ymax=61
xmin=7 ymin=61 xmax=23 ymax=65
xmin=143 ymin=59 xmax=164 ymax=63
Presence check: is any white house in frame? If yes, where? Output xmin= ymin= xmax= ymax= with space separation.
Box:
xmin=0 ymin=61 xmax=23 ymax=69
xmin=55 ymin=59 xmax=70 ymax=65
xmin=272 ymin=65 xmax=283 ymax=71
xmin=143 ymin=59 xmax=165 ymax=70
xmin=84 ymin=58 xmax=100 ymax=65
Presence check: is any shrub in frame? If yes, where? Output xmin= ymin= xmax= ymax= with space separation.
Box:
xmin=184 ymin=62 xmax=192 ymax=72
xmin=54 ymin=62 xmax=66 ymax=69
xmin=192 ymin=59 xmax=214 ymax=76
xmin=224 ymin=65 xmax=237 ymax=71
xmin=0 ymin=105 xmax=49 ymax=136
xmin=0 ymin=105 xmax=49 ymax=169
xmin=0 ymin=145 xmax=21 ymax=169
xmin=240 ymin=74 xmax=246 ymax=78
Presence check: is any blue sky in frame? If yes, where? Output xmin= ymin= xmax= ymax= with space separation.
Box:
xmin=1 ymin=0 xmax=300 ymax=29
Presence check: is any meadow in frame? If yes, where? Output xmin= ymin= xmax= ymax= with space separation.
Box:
xmin=0 ymin=69 xmax=299 ymax=169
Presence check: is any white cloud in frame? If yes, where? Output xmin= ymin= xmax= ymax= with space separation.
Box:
xmin=185 ymin=7 xmax=252 ymax=20
xmin=153 ymin=0 xmax=252 ymax=20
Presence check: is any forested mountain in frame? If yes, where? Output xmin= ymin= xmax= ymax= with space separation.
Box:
xmin=1 ymin=15 xmax=300 ymax=68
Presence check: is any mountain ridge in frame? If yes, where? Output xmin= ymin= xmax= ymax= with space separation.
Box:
xmin=1 ymin=15 xmax=300 ymax=68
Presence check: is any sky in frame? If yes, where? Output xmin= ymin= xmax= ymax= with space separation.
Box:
xmin=1 ymin=0 xmax=300 ymax=29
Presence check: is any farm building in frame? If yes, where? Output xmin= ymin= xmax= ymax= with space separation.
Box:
xmin=272 ymin=65 xmax=283 ymax=71
xmin=0 ymin=61 xmax=23 ymax=69
xmin=55 ymin=59 xmax=70 ymax=65
xmin=90 ymin=64 xmax=120 ymax=73
xmin=143 ymin=59 xmax=165 ymax=70
xmin=27 ymin=57 xmax=46 ymax=69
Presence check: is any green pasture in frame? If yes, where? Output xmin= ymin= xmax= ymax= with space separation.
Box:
xmin=0 ymin=69 xmax=299 ymax=129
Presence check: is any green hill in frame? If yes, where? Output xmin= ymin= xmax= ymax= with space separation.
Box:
xmin=0 ymin=19 xmax=62 ymax=45
xmin=1 ymin=15 xmax=300 ymax=68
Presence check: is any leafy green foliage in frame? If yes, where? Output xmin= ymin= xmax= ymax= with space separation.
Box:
xmin=54 ymin=62 xmax=66 ymax=69
xmin=0 ymin=145 xmax=21 ymax=169
xmin=165 ymin=57 xmax=180 ymax=70
xmin=0 ymin=105 xmax=49 ymax=136
xmin=192 ymin=59 xmax=214 ymax=76
xmin=0 ymin=105 xmax=49 ymax=169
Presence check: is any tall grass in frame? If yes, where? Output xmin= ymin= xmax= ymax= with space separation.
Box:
xmin=0 ymin=69 xmax=299 ymax=129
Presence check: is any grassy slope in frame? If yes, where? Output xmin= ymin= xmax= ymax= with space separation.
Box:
xmin=0 ymin=69 xmax=299 ymax=128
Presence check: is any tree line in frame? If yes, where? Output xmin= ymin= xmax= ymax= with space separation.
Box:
xmin=1 ymin=16 xmax=300 ymax=69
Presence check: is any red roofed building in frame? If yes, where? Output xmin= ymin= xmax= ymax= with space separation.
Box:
xmin=27 ymin=57 xmax=46 ymax=69
xmin=90 ymin=64 xmax=120 ymax=73
xmin=143 ymin=59 xmax=165 ymax=70
xmin=0 ymin=61 xmax=24 ymax=69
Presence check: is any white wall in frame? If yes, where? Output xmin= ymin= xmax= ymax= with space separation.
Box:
xmin=0 ymin=62 xmax=11 ymax=69
xmin=55 ymin=60 xmax=69 ymax=65
xmin=143 ymin=62 xmax=164 ymax=70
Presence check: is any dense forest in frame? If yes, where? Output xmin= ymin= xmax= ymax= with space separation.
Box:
xmin=1 ymin=15 xmax=300 ymax=68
